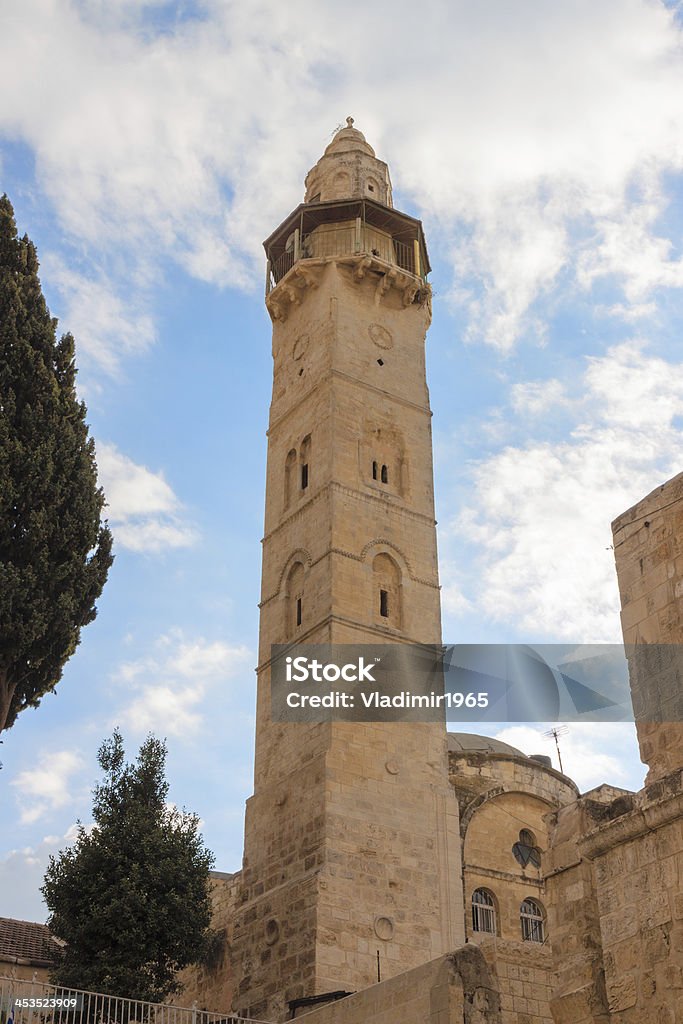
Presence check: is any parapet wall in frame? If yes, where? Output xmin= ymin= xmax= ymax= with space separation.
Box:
xmin=290 ymin=947 xmax=501 ymax=1024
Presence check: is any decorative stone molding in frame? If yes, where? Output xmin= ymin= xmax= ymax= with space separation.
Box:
xmin=266 ymin=262 xmax=324 ymax=322
xmin=267 ymin=254 xmax=431 ymax=323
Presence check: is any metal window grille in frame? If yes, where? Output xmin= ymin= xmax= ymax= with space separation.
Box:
xmin=520 ymin=898 xmax=545 ymax=942
xmin=471 ymin=889 xmax=496 ymax=934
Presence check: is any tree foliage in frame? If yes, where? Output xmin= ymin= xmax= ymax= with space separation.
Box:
xmin=0 ymin=195 xmax=113 ymax=733
xmin=42 ymin=730 xmax=215 ymax=1002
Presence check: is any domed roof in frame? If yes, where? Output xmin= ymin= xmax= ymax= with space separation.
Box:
xmin=323 ymin=116 xmax=376 ymax=158
xmin=447 ymin=732 xmax=527 ymax=758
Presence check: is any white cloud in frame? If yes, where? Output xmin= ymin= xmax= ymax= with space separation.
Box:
xmin=0 ymin=826 xmax=81 ymax=921
xmin=114 ymin=631 xmax=252 ymax=738
xmin=578 ymin=194 xmax=683 ymax=302
xmin=2 ymin=1 xmax=683 ymax=358
xmin=42 ymin=256 xmax=157 ymax=375
xmin=494 ymin=722 xmax=644 ymax=793
xmin=511 ymin=379 xmax=568 ymax=417
xmin=444 ymin=342 xmax=683 ymax=641
xmin=96 ymin=442 xmax=198 ymax=552
xmin=12 ymin=752 xmax=86 ymax=825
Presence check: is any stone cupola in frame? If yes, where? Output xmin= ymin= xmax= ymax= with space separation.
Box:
xmin=304 ymin=116 xmax=393 ymax=206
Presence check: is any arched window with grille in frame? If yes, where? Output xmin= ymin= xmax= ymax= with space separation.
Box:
xmin=471 ymin=888 xmax=497 ymax=934
xmin=520 ymin=898 xmax=545 ymax=943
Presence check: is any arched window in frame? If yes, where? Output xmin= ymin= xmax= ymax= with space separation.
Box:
xmin=300 ymin=435 xmax=311 ymax=492
xmin=520 ymin=899 xmax=545 ymax=943
xmin=284 ymin=449 xmax=297 ymax=509
xmin=372 ymin=553 xmax=401 ymax=629
xmin=285 ymin=562 xmax=305 ymax=639
xmin=512 ymin=829 xmax=541 ymax=869
xmin=380 ymin=464 xmax=388 ymax=484
xmin=372 ymin=460 xmax=378 ymax=480
xmin=471 ymin=889 xmax=496 ymax=934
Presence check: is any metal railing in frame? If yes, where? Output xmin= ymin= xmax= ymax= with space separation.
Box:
xmin=268 ymin=225 xmax=423 ymax=290
xmin=0 ymin=977 xmax=272 ymax=1024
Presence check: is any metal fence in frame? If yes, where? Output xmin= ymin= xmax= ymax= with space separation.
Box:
xmin=0 ymin=977 xmax=271 ymax=1024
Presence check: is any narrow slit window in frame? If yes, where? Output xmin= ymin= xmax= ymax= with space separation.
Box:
xmin=296 ymin=597 xmax=302 ymax=627
xmin=380 ymin=589 xmax=389 ymax=618
xmin=381 ymin=464 xmax=388 ymax=484
xmin=301 ymin=464 xmax=309 ymax=489
xmin=372 ymin=461 xmax=378 ymax=480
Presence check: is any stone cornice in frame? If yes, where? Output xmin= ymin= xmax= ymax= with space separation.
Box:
xmin=265 ymin=254 xmax=431 ymax=323
xmin=255 ymin=613 xmax=440 ymax=672
xmin=262 ymin=480 xmax=435 ymax=547
xmin=267 ymin=368 xmax=431 ymax=436
xmin=579 ymin=785 xmax=683 ymax=860
xmin=463 ymin=864 xmax=545 ymax=888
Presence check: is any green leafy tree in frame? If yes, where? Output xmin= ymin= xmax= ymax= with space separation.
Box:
xmin=42 ymin=730 xmax=215 ymax=1002
xmin=0 ymin=194 xmax=113 ymax=732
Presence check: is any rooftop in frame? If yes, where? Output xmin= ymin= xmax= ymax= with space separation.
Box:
xmin=0 ymin=917 xmax=62 ymax=967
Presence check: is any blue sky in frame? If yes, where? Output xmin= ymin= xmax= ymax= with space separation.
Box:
xmin=2 ymin=0 xmax=683 ymax=921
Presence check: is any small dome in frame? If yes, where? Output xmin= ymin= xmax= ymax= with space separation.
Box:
xmin=324 ymin=116 xmax=376 ymax=158
xmin=447 ymin=732 xmax=527 ymax=758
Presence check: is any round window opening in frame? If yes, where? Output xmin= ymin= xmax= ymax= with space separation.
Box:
xmin=265 ymin=918 xmax=281 ymax=946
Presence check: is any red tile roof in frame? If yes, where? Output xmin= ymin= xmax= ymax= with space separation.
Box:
xmin=0 ymin=918 xmax=62 ymax=967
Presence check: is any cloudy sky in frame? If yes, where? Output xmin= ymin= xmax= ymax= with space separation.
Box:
xmin=2 ymin=0 xmax=683 ymax=921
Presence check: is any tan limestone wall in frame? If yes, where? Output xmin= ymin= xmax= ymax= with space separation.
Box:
xmin=612 ymin=470 xmax=683 ymax=782
xmin=175 ymin=872 xmax=239 ymax=1013
xmin=0 ymin=962 xmax=51 ymax=984
xmin=546 ymin=777 xmax=683 ymax=1023
xmin=290 ymin=948 xmax=500 ymax=1024
xmin=580 ymin=775 xmax=683 ymax=1022
xmin=462 ymin=788 xmax=551 ymax=943
xmin=479 ymin=937 xmax=554 ymax=1024
xmin=545 ymin=798 xmax=612 ymax=1024
xmin=234 ymin=250 xmax=463 ymax=1022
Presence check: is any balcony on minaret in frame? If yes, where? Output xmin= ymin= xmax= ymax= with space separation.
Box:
xmin=263 ymin=118 xmax=430 ymax=304
xmin=264 ymin=198 xmax=430 ymax=294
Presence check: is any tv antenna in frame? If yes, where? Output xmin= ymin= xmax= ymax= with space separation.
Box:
xmin=544 ymin=726 xmax=569 ymax=774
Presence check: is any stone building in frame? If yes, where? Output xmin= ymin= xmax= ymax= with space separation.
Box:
xmin=177 ymin=121 xmax=683 ymax=1024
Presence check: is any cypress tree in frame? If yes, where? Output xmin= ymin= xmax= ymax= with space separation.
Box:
xmin=0 ymin=194 xmax=113 ymax=732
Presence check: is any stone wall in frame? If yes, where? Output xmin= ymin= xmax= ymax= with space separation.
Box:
xmin=612 ymin=469 xmax=683 ymax=782
xmin=175 ymin=872 xmax=239 ymax=1013
xmin=479 ymin=938 xmax=554 ymax=1024
xmin=290 ymin=948 xmax=500 ymax=1024
xmin=0 ymin=962 xmax=51 ymax=984
xmin=545 ymin=468 xmax=683 ymax=1024
xmin=547 ymin=776 xmax=683 ymax=1023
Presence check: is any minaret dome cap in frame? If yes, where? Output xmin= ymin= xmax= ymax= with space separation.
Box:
xmin=323 ymin=116 xmax=376 ymax=158
xmin=304 ymin=116 xmax=392 ymax=206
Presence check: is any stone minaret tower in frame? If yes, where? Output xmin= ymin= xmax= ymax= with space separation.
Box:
xmin=232 ymin=119 xmax=464 ymax=1022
